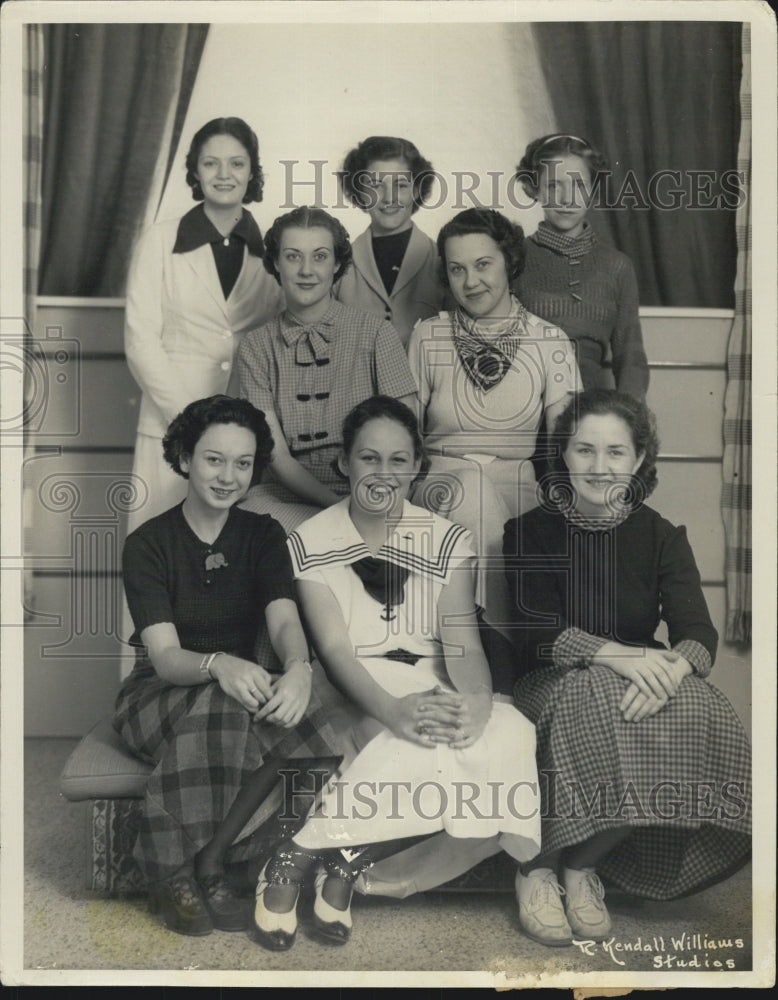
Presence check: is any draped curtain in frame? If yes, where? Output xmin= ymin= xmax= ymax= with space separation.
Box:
xmin=531 ymin=22 xmax=742 ymax=308
xmin=721 ymin=27 xmax=752 ymax=644
xmin=38 ymin=24 xmax=208 ymax=296
xmin=23 ymin=25 xmax=45 ymax=619
xmin=26 ymin=23 xmax=208 ymax=614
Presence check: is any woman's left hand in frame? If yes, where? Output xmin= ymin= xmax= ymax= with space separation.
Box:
xmin=620 ymin=651 xmax=693 ymax=722
xmin=253 ymin=660 xmax=312 ymax=728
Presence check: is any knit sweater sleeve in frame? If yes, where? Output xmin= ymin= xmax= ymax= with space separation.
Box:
xmin=658 ymin=522 xmax=718 ymax=668
xmin=611 ymin=253 xmax=649 ymax=400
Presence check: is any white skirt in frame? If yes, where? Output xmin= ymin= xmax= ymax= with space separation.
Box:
xmin=294 ymin=655 xmax=541 ymax=859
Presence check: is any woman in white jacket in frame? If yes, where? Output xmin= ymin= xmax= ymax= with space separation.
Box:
xmin=124 ymin=117 xmax=283 ymax=534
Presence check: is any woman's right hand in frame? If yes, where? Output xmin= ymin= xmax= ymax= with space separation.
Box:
xmin=209 ymin=653 xmax=275 ymax=713
xmin=387 ymin=686 xmax=464 ymax=747
xmin=593 ymin=642 xmax=683 ymax=705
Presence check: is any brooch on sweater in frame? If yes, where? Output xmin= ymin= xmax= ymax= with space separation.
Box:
xmin=204 ymin=552 xmax=229 ymax=572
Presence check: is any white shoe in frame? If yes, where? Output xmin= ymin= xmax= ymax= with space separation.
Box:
xmin=563 ymin=866 xmax=612 ymax=940
xmin=515 ymin=868 xmax=573 ymax=947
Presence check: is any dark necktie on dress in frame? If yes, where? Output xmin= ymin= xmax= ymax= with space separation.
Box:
xmin=351 ymin=556 xmax=409 ymax=615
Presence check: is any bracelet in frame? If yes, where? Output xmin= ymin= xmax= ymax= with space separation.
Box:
xmin=200 ymin=651 xmax=223 ymax=682
xmin=285 ymin=657 xmax=312 ymax=673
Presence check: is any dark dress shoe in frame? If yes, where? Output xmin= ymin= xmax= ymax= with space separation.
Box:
xmin=148 ymin=874 xmax=213 ymax=936
xmin=198 ymin=873 xmax=249 ymax=932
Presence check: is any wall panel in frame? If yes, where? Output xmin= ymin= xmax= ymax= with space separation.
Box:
xmin=24 ymin=303 xmax=750 ymax=736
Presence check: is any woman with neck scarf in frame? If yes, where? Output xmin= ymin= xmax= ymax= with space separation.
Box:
xmin=513 ymin=134 xmax=649 ymax=400
xmin=406 ymin=208 xmax=580 ymax=642
xmin=238 ymin=206 xmax=417 ymax=534
xmin=252 ymin=396 xmax=541 ymax=951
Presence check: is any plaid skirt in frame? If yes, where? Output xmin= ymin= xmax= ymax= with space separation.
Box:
xmin=113 ymin=659 xmax=347 ymax=882
xmin=515 ymin=664 xmax=751 ymax=899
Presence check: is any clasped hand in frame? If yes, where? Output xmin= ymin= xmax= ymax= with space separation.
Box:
xmin=211 ymin=654 xmax=311 ymax=728
xmin=390 ymin=684 xmax=492 ymax=749
xmin=598 ymin=644 xmax=693 ymax=723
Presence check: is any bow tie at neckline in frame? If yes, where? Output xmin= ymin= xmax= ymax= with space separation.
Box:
xmin=285 ymin=320 xmax=332 ymax=366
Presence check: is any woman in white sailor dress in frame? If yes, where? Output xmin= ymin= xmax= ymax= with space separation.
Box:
xmin=251 ymin=396 xmax=541 ymax=951
xmin=124 ymin=117 xmax=282 ymax=534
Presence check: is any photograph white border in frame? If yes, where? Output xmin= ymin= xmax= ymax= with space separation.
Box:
xmin=1 ymin=0 xmax=775 ymax=989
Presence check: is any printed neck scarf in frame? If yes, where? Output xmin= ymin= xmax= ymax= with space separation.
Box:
xmin=451 ymin=294 xmax=527 ymax=392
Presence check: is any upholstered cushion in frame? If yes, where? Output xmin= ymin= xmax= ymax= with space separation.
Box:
xmin=60 ymin=717 xmax=152 ymax=801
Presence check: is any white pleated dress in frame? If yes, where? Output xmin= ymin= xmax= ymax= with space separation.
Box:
xmin=287 ymin=499 xmax=541 ymax=863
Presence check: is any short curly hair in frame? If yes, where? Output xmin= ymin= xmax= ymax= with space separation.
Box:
xmin=436 ymin=209 xmax=526 ymax=285
xmin=185 ymin=117 xmax=264 ymax=203
xmin=543 ymin=389 xmax=660 ymax=507
xmin=262 ymin=206 xmax=353 ymax=285
xmin=163 ymin=395 xmax=274 ymax=486
xmin=515 ymin=133 xmax=608 ymax=201
xmin=338 ymin=136 xmax=435 ymax=213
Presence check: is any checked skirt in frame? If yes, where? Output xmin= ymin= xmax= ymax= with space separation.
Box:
xmin=113 ymin=657 xmax=346 ymax=882
xmin=515 ymin=664 xmax=752 ymax=899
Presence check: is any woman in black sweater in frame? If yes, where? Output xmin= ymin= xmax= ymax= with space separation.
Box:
xmin=504 ymin=389 xmax=751 ymax=947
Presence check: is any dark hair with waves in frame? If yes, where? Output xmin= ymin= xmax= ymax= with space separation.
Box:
xmin=262 ymin=206 xmax=353 ymax=284
xmin=185 ymin=117 xmax=264 ymax=203
xmin=163 ymin=395 xmax=274 ymax=486
xmin=436 ymin=209 xmax=526 ymax=286
xmin=338 ymin=136 xmax=435 ymax=213
xmin=543 ymin=388 xmax=659 ymax=507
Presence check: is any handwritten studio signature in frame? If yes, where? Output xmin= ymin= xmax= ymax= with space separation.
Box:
xmin=572 ymin=932 xmax=746 ymax=969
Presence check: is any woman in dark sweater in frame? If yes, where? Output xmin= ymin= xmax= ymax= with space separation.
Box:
xmin=513 ymin=134 xmax=649 ymax=400
xmin=115 ymin=395 xmax=340 ymax=937
xmin=504 ymin=389 xmax=750 ymax=947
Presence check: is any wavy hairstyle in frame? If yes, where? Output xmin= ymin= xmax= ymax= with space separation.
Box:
xmin=163 ymin=395 xmax=274 ymax=486
xmin=262 ymin=206 xmax=353 ymax=284
xmin=185 ymin=117 xmax=264 ymax=203
xmin=436 ymin=208 xmax=526 ymax=285
xmin=542 ymin=389 xmax=660 ymax=509
xmin=338 ymin=136 xmax=435 ymax=212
